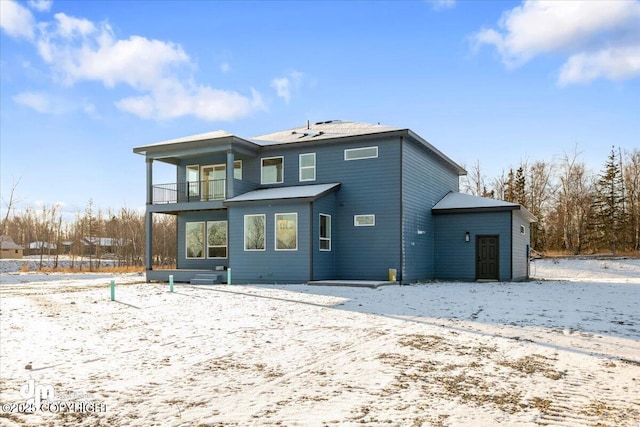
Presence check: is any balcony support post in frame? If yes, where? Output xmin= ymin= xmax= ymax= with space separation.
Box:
xmin=226 ymin=149 xmax=234 ymax=199
xmin=145 ymin=157 xmax=153 ymax=274
xmin=146 ymin=158 xmax=153 ymax=205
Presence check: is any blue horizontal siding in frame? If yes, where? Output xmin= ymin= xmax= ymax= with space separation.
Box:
xmin=434 ymin=211 xmax=511 ymax=281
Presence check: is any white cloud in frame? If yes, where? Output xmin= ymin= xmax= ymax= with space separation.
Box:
xmin=12 ymin=91 xmax=73 ymax=114
xmin=0 ymin=0 xmax=35 ymax=40
xmin=559 ymin=46 xmax=640 ymax=86
xmin=429 ymin=0 xmax=455 ymax=11
xmin=271 ymin=70 xmax=304 ymax=104
xmin=5 ymin=7 xmax=265 ymax=121
xmin=13 ymin=91 xmax=51 ymax=113
xmin=28 ymin=0 xmax=53 ymax=12
xmin=472 ymin=0 xmax=640 ymax=84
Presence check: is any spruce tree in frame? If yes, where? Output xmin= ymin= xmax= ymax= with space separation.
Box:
xmin=594 ymin=147 xmax=624 ymax=253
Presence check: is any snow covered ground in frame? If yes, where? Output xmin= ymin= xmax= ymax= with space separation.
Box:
xmin=0 ymin=257 xmax=639 ymax=426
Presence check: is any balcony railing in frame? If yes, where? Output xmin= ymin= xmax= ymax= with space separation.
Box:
xmin=152 ymin=179 xmax=226 ymax=204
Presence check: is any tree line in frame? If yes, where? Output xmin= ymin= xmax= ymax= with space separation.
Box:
xmin=462 ymin=146 xmax=639 ymax=254
xmin=1 ymin=194 xmax=176 ymax=269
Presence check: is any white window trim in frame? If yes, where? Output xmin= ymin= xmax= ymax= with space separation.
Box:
xmin=344 ymin=146 xmax=378 ymax=161
xmin=185 ymin=221 xmax=205 ymax=259
xmin=234 ymin=160 xmax=243 ymax=180
xmin=261 ymin=156 xmax=284 ymax=184
xmin=275 ymin=212 xmax=298 ymax=251
xmin=299 ymin=153 xmax=316 ymax=182
xmin=354 ymin=214 xmax=376 ymax=227
xmin=207 ymin=220 xmax=228 ymax=259
xmin=244 ymin=214 xmax=266 ymax=251
xmin=319 ymin=214 xmax=331 ymax=251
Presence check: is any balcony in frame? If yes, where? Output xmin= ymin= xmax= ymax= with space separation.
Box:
xmin=152 ymin=179 xmax=226 ymax=204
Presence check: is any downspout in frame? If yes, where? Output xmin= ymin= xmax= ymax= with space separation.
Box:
xmin=509 ymin=211 xmax=513 ymax=281
xmin=399 ymin=136 xmax=404 ymax=284
xmin=309 ymin=201 xmax=314 ymax=282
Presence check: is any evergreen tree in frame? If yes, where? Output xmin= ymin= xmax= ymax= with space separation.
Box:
xmin=594 ymin=147 xmax=625 ymax=253
xmin=515 ymin=166 xmax=527 ymax=207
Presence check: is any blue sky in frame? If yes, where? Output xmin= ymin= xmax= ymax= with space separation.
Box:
xmin=1 ymin=0 xmax=639 ymax=219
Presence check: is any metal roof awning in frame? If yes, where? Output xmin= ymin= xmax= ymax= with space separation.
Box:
xmin=224 ymin=183 xmax=341 ymax=205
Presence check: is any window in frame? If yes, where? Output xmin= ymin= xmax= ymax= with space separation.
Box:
xmin=344 ymin=146 xmax=378 ymax=161
xmin=261 ymin=157 xmax=284 ymax=184
xmin=186 ymin=222 xmax=205 ymax=258
xmin=186 ymin=165 xmax=199 ymax=197
xmin=354 ymin=214 xmax=375 ymax=227
xmin=275 ymin=213 xmax=297 ymax=250
xmin=299 ymin=153 xmax=316 ymax=182
xmin=207 ymin=221 xmax=227 ymax=258
xmin=244 ymin=214 xmax=265 ymax=250
xmin=234 ymin=160 xmax=242 ymax=180
xmin=319 ymin=214 xmax=331 ymax=251
xmin=520 ymin=225 xmax=526 ymax=235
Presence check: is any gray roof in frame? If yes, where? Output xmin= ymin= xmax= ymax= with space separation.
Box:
xmin=250 ymin=120 xmax=401 ymax=145
xmin=0 ymin=235 xmax=22 ymax=250
xmin=133 ymin=120 xmax=466 ymax=175
xmin=225 ymin=183 xmax=340 ymax=204
xmin=433 ymin=192 xmax=537 ymax=222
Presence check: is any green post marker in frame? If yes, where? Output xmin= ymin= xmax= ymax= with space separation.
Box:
xmin=110 ymin=280 xmax=115 ymax=301
xmin=227 ymin=268 xmax=231 ymax=285
xmin=169 ymin=275 xmax=174 ymax=292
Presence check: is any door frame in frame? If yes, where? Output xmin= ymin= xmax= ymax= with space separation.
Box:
xmin=476 ymin=234 xmax=499 ymax=280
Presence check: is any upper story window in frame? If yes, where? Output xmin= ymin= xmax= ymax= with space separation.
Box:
xmin=262 ymin=156 xmax=284 ymax=184
xmin=299 ymin=153 xmax=316 ymax=182
xmin=354 ymin=214 xmax=375 ymax=227
xmin=234 ymin=160 xmax=242 ymax=180
xmin=186 ymin=165 xmax=199 ymax=197
xmin=344 ymin=146 xmax=378 ymax=161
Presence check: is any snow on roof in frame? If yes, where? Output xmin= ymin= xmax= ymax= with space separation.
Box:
xmin=433 ymin=192 xmax=537 ymax=222
xmin=0 ymin=235 xmax=22 ymax=250
xmin=225 ymin=183 xmax=340 ymax=203
xmin=433 ymin=192 xmax=519 ymax=210
xmin=133 ymin=130 xmax=238 ymax=153
xmin=250 ymin=120 xmax=401 ymax=145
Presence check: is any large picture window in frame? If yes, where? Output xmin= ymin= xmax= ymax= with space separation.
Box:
xmin=186 ymin=222 xmax=205 ymax=258
xmin=344 ymin=146 xmax=378 ymax=161
xmin=299 ymin=153 xmax=316 ymax=182
xmin=319 ymin=214 xmax=331 ymax=251
xmin=275 ymin=213 xmax=297 ymax=251
xmin=207 ymin=221 xmax=227 ymax=258
xmin=261 ymin=157 xmax=284 ymax=184
xmin=244 ymin=214 xmax=266 ymax=251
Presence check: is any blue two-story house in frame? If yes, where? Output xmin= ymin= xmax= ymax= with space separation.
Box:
xmin=133 ymin=120 xmax=535 ymax=284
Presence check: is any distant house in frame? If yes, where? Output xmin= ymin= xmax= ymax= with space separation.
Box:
xmin=82 ymin=237 xmax=127 ymax=256
xmin=28 ymin=241 xmax=57 ymax=256
xmin=0 ymin=235 xmax=23 ymax=259
xmin=133 ymin=120 xmax=536 ymax=284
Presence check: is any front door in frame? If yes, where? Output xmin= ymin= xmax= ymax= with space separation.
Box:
xmin=476 ymin=235 xmax=499 ymax=280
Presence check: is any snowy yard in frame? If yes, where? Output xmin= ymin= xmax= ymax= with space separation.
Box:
xmin=0 ymin=258 xmax=639 ymax=426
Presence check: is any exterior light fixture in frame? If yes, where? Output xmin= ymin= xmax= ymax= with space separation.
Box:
xmin=465 ymin=231 xmax=470 ymax=242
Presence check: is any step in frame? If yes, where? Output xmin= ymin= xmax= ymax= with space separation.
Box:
xmin=190 ymin=273 xmax=221 ymax=285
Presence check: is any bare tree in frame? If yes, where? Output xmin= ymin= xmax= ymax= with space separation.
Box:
xmin=1 ymin=176 xmax=22 ymax=236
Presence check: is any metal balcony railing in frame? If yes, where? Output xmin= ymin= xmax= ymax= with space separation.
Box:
xmin=152 ymin=179 xmax=226 ymax=204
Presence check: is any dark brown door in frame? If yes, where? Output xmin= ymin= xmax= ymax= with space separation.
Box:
xmin=476 ymin=235 xmax=499 ymax=280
